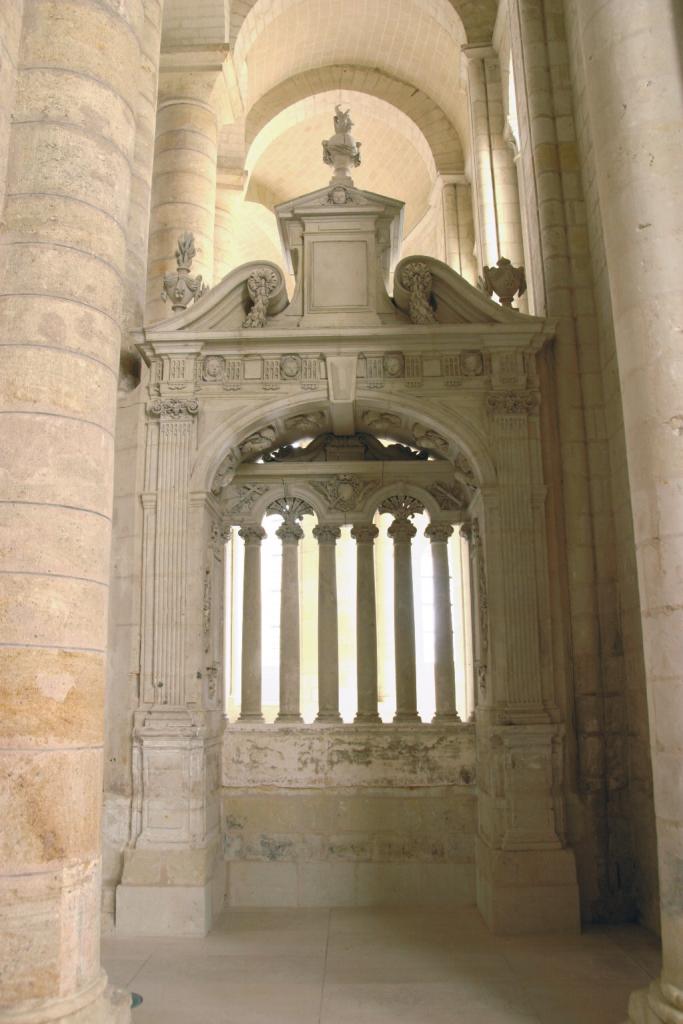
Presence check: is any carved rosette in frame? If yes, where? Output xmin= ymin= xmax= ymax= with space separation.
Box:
xmin=148 ymin=398 xmax=199 ymax=419
xmin=400 ymin=262 xmax=437 ymax=325
xmin=243 ymin=268 xmax=281 ymax=328
xmin=350 ymin=524 xmax=379 ymax=544
xmin=487 ymin=391 xmax=539 ymax=416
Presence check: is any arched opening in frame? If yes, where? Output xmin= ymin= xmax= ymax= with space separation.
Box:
xmin=220 ymin=429 xmax=476 ymax=726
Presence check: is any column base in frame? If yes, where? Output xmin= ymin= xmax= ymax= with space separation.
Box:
xmin=315 ymin=712 xmax=342 ymax=723
xmin=627 ymin=982 xmax=683 ymax=1023
xmin=393 ymin=711 xmax=421 ymax=723
xmin=0 ymin=978 xmax=131 ymax=1024
xmin=354 ymin=712 xmax=382 ymax=724
xmin=476 ymin=837 xmax=580 ymax=934
xmin=432 ymin=712 xmax=461 ymax=724
xmin=275 ymin=713 xmax=303 ymax=723
xmin=237 ymin=712 xmax=264 ymax=723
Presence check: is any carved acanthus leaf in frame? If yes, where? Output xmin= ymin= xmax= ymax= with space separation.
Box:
xmin=243 ymin=268 xmax=281 ymax=328
xmin=400 ymin=262 xmax=436 ymax=325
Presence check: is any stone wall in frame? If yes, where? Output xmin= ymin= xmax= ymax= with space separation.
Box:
xmin=222 ymin=724 xmax=477 ymax=907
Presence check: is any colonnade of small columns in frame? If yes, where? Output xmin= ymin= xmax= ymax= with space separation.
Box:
xmin=236 ymin=498 xmax=464 ymax=725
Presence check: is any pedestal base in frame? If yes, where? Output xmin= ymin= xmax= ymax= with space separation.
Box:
xmin=0 ymin=980 xmax=131 ymax=1024
xmin=627 ymin=982 xmax=683 ymax=1024
xmin=115 ymin=843 xmax=225 ymax=937
xmin=476 ymin=837 xmax=580 ymax=934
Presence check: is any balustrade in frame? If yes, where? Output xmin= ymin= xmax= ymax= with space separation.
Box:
xmin=232 ymin=510 xmax=470 ymax=726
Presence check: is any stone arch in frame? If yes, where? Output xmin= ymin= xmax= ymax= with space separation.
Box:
xmin=230 ymin=0 xmax=470 ymax=155
xmin=246 ymin=67 xmax=464 ymax=175
xmin=231 ymin=0 xmax=497 ymax=53
xmin=190 ymin=392 xmax=496 ymax=496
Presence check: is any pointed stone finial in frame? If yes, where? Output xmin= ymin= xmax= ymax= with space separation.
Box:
xmin=161 ymin=231 xmax=208 ymax=312
xmin=322 ymin=105 xmax=362 ymax=186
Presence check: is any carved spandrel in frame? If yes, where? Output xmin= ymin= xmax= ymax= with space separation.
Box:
xmin=310 ymin=475 xmax=375 ymax=513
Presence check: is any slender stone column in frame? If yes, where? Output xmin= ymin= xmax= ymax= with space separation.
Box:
xmin=0 ymin=0 xmax=146 ymax=1019
xmin=388 ymin=518 xmax=421 ymax=723
xmin=575 ymin=2 xmax=683 ymax=1019
xmin=442 ymin=179 xmax=478 ymax=286
xmin=238 ymin=526 xmax=266 ymax=722
xmin=146 ymin=47 xmax=231 ymax=322
xmin=426 ymin=524 xmax=460 ymax=723
xmin=351 ymin=525 xmax=381 ymax=723
xmin=276 ymin=521 xmax=304 ymax=723
xmin=462 ymin=45 xmax=525 ymax=277
xmin=313 ymin=525 xmax=342 ymax=723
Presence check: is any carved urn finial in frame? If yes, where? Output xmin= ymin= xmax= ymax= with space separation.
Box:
xmin=161 ymin=231 xmax=208 ymax=312
xmin=481 ymin=256 xmax=526 ymax=309
xmin=322 ymin=105 xmax=362 ymax=187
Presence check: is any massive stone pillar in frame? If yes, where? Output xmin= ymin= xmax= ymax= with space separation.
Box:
xmin=352 ymin=525 xmax=381 ymax=723
xmin=462 ymin=45 xmax=525 ymax=279
xmin=146 ymin=47 xmax=232 ymax=323
xmin=276 ymin=520 xmax=304 ymax=723
xmin=0 ymin=0 xmax=147 ymax=1018
xmin=388 ymin=517 xmax=421 ymax=723
xmin=313 ymin=526 xmax=342 ymax=723
xmin=425 ymin=524 xmax=460 ymax=723
xmin=574 ymin=1 xmax=683 ymax=1019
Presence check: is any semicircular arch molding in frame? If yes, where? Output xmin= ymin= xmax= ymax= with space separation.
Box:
xmin=191 ymin=394 xmax=496 ymax=497
xmin=245 ymin=67 xmax=464 ymax=176
xmin=231 ymin=0 xmax=472 ymax=153
xmin=231 ymin=0 xmax=497 ymax=54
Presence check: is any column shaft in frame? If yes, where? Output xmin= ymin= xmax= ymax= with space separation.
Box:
xmin=239 ymin=527 xmax=265 ymax=721
xmin=576 ymin=0 xmax=683 ymax=1017
xmin=314 ymin=526 xmax=342 ymax=722
xmin=146 ymin=48 xmax=231 ymax=322
xmin=426 ymin=525 xmax=460 ymax=722
xmin=351 ymin=526 xmax=381 ymax=723
xmin=276 ymin=524 xmax=303 ymax=722
xmin=0 ymin=0 xmax=145 ymax=1018
xmin=389 ymin=519 xmax=420 ymax=722
xmin=443 ymin=181 xmax=477 ymax=285
xmin=463 ymin=46 xmax=525 ymax=277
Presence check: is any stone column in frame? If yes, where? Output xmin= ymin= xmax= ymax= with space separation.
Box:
xmin=351 ymin=525 xmax=381 ymax=723
xmin=0 ymin=0 xmax=146 ymax=1019
xmin=575 ymin=2 xmax=683 ymax=1019
xmin=238 ymin=526 xmax=266 ymax=722
xmin=462 ymin=45 xmax=525 ymax=277
xmin=276 ymin=521 xmax=304 ymax=723
xmin=442 ymin=178 xmax=478 ymax=286
xmin=426 ymin=524 xmax=460 ymax=723
xmin=146 ymin=46 xmax=232 ymax=322
xmin=388 ymin=518 xmax=421 ymax=723
xmin=313 ymin=525 xmax=342 ymax=723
